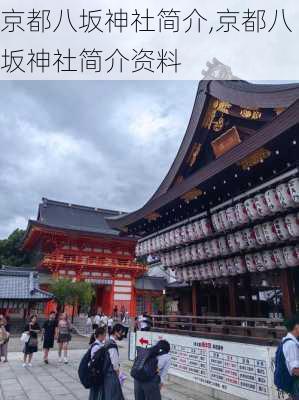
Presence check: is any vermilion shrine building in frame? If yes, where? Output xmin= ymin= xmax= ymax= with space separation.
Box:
xmin=22 ymin=198 xmax=146 ymax=316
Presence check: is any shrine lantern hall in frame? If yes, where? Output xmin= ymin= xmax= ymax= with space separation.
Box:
xmin=22 ymin=198 xmax=145 ymax=316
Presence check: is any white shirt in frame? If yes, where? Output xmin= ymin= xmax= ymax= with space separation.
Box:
xmin=101 ymin=316 xmax=108 ymax=325
xmin=282 ymin=333 xmax=299 ymax=375
xmin=108 ymin=318 xmax=113 ymax=327
xmin=94 ymin=315 xmax=101 ymax=325
xmin=108 ymin=337 xmax=120 ymax=371
xmin=138 ymin=315 xmax=148 ymax=330
xmin=157 ymin=353 xmax=171 ymax=384
xmin=91 ymin=339 xmax=104 ymax=358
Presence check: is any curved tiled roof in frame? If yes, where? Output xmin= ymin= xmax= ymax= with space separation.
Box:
xmin=0 ymin=268 xmax=53 ymax=300
xmin=108 ymin=79 xmax=299 ymax=230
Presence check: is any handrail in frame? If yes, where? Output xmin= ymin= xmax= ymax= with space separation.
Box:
xmin=151 ymin=314 xmax=284 ymax=323
xmin=150 ymin=314 xmax=286 ymax=344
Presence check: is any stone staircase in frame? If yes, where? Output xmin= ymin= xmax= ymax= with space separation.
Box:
xmin=73 ymin=316 xmax=89 ymax=336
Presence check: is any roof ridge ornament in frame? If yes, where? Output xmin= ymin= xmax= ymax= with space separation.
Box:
xmin=201 ymin=58 xmax=239 ymax=80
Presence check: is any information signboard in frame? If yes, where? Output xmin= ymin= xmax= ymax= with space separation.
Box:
xmin=133 ymin=331 xmax=283 ymax=400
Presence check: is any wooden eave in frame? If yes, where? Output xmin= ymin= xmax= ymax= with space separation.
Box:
xmin=108 ymin=98 xmax=299 ymax=230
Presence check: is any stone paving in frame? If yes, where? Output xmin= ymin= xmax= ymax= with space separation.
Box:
xmin=0 ymin=336 xmax=212 ymax=400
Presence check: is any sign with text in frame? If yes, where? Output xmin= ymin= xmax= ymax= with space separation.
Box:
xmin=133 ymin=331 xmax=283 ymax=400
xmin=0 ymin=0 xmax=297 ymax=79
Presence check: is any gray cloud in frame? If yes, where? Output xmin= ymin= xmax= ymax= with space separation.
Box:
xmin=0 ymin=80 xmax=197 ymax=238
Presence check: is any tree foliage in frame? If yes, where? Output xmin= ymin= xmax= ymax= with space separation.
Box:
xmin=50 ymin=278 xmax=95 ymax=312
xmin=0 ymin=229 xmax=32 ymax=267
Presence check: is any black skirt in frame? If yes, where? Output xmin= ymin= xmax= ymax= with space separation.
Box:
xmin=24 ymin=339 xmax=38 ymax=354
xmin=43 ymin=336 xmax=54 ymax=349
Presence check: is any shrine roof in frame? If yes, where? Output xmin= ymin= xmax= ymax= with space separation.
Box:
xmin=107 ymin=79 xmax=299 ymax=232
xmin=36 ymin=198 xmax=125 ymax=236
xmin=0 ymin=267 xmax=54 ymax=301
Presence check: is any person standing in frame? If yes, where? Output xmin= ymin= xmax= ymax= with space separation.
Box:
xmin=275 ymin=316 xmax=299 ymax=399
xmin=107 ymin=316 xmax=114 ymax=337
xmin=113 ymin=305 xmax=118 ymax=320
xmin=101 ymin=314 xmax=108 ymax=327
xmin=103 ymin=323 xmax=125 ymax=400
xmin=86 ymin=314 xmax=93 ymax=335
xmin=122 ymin=312 xmax=130 ymax=338
xmin=0 ymin=315 xmax=9 ymax=363
xmin=139 ymin=312 xmax=152 ymax=332
xmin=57 ymin=313 xmax=72 ymax=364
xmin=88 ymin=326 xmax=107 ymax=400
xmin=23 ymin=315 xmax=41 ymax=367
xmin=93 ymin=313 xmax=101 ymax=329
xmin=42 ymin=311 xmax=58 ymax=364
xmin=133 ymin=340 xmax=171 ymax=400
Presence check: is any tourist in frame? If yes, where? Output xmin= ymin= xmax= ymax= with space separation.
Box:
xmin=93 ymin=313 xmax=101 ymax=329
xmin=100 ymin=314 xmax=108 ymax=327
xmin=57 ymin=312 xmax=72 ymax=364
xmin=0 ymin=315 xmax=10 ymax=362
xmin=23 ymin=315 xmax=41 ymax=367
xmin=88 ymin=326 xmax=107 ymax=400
xmin=134 ymin=317 xmax=139 ymax=333
xmin=107 ymin=315 xmax=114 ymax=337
xmin=139 ymin=312 xmax=152 ymax=331
xmin=120 ymin=305 xmax=125 ymax=321
xmin=113 ymin=305 xmax=118 ymax=320
xmin=133 ymin=340 xmax=171 ymax=400
xmin=103 ymin=323 xmax=125 ymax=400
xmin=42 ymin=311 xmax=58 ymax=364
xmin=86 ymin=314 xmax=93 ymax=335
xmin=275 ymin=316 xmax=299 ymax=399
xmin=122 ymin=312 xmax=130 ymax=338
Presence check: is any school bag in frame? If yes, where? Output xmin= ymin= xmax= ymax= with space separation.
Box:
xmin=274 ymin=338 xmax=294 ymax=394
xmin=130 ymin=347 xmax=158 ymax=382
xmin=78 ymin=342 xmax=118 ymax=389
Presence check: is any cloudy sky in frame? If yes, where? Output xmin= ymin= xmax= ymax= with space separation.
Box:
xmin=0 ymin=80 xmax=198 ymax=238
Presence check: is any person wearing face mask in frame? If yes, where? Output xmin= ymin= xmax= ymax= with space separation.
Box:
xmin=103 ymin=323 xmax=125 ymax=400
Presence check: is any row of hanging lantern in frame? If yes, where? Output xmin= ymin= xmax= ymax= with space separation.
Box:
xmin=159 ymin=211 xmax=299 ymax=267
xmin=175 ymin=244 xmax=299 ymax=282
xmin=135 ymin=177 xmax=299 ymax=258
xmin=135 ymin=217 xmax=212 ymax=257
xmin=211 ymin=177 xmax=299 ymax=232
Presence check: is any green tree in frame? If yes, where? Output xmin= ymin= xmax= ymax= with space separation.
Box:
xmin=50 ymin=279 xmax=95 ymax=318
xmin=0 ymin=229 xmax=32 ymax=267
xmin=49 ymin=279 xmax=74 ymax=312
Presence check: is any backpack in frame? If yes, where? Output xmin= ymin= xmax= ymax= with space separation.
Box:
xmin=131 ymin=347 xmax=158 ymax=382
xmin=274 ymin=338 xmax=294 ymax=394
xmin=78 ymin=342 xmax=117 ymax=389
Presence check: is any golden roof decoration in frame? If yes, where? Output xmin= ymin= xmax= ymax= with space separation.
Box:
xmin=239 ymin=108 xmax=262 ymax=120
xmin=202 ymin=98 xmax=232 ymax=130
xmin=146 ymin=212 xmax=161 ymax=222
xmin=186 ymin=143 xmax=202 ymax=167
xmin=180 ymin=188 xmax=203 ymax=202
xmin=274 ymin=107 xmax=286 ymax=115
xmin=237 ymin=148 xmax=271 ymax=170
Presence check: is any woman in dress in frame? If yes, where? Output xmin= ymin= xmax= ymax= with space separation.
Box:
xmin=42 ymin=311 xmax=58 ymax=364
xmin=57 ymin=313 xmax=72 ymax=364
xmin=23 ymin=315 xmax=40 ymax=367
xmin=0 ymin=315 xmax=10 ymax=362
